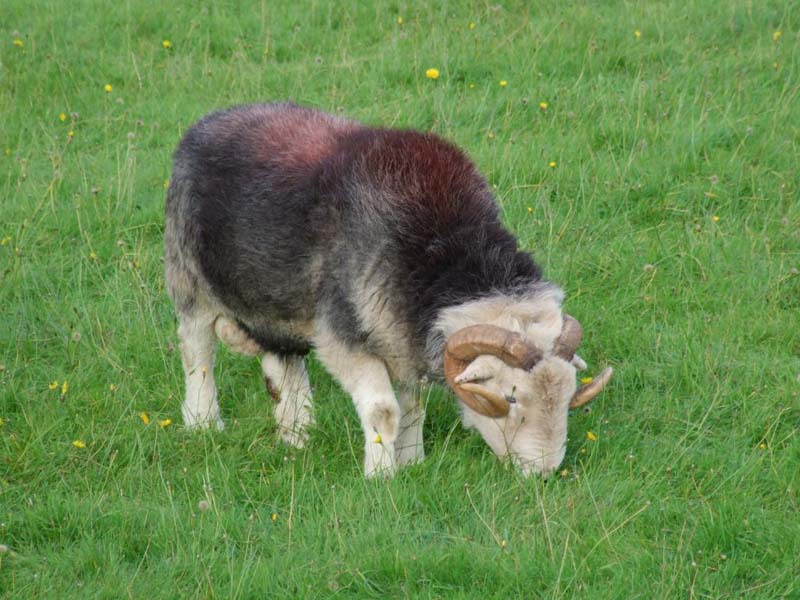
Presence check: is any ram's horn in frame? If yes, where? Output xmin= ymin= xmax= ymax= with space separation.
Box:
xmin=553 ymin=314 xmax=582 ymax=361
xmin=570 ymin=366 xmax=614 ymax=409
xmin=455 ymin=382 xmax=510 ymax=417
xmin=444 ymin=316 xmax=603 ymax=417
xmin=445 ymin=325 xmax=542 ymax=371
xmin=443 ymin=324 xmax=538 ymax=418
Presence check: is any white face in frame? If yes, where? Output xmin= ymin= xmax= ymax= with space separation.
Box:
xmin=457 ymin=355 xmax=577 ymax=477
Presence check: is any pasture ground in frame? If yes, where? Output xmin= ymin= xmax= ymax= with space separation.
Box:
xmin=1 ymin=1 xmax=798 ymax=597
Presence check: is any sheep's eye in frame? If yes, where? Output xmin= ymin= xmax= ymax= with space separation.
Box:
xmin=505 ymin=386 xmax=517 ymax=404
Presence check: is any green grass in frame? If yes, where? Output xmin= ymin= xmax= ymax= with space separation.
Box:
xmin=1 ymin=0 xmax=799 ymax=597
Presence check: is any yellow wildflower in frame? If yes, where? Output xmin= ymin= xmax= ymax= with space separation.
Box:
xmin=72 ymin=440 xmax=86 ymax=449
xmin=162 ymin=39 xmax=172 ymax=49
xmin=425 ymin=68 xmax=440 ymax=80
xmin=59 ymin=112 xmax=67 ymax=122
xmin=712 ymin=215 xmax=720 ymax=222
xmin=158 ymin=418 xmax=172 ymax=428
xmin=49 ymin=381 xmax=59 ymax=390
xmin=68 ymin=131 xmax=74 ymax=138
xmin=396 ymin=16 xmax=403 ymax=25
xmin=539 ymin=101 xmax=548 ymax=110
xmin=773 ymin=30 xmax=781 ymax=42
xmin=758 ymin=442 xmax=766 ymax=449
xmin=104 ymin=83 xmax=113 ymax=93
xmin=1 ymin=236 xmax=10 ymax=246
xmin=634 ymin=30 xmax=642 ymax=39
xmin=549 ymin=161 xmax=557 ymax=169
xmin=163 ymin=179 xmax=170 ymax=189
xmin=499 ymin=80 xmax=508 ymax=87
xmin=271 ymin=513 xmax=278 ymax=522
xmin=109 ymin=383 xmax=118 ymax=391
xmin=469 ymin=22 xmax=476 ymax=30
xmin=13 ymin=39 xmax=23 ymax=48
xmin=89 ymin=251 xmax=98 ymax=260
xmin=587 ymin=431 xmax=598 ymax=442
xmin=373 ymin=433 xmax=382 ymax=444
xmin=527 ymin=207 xmax=533 ymax=213
xmin=580 ymin=376 xmax=593 ymax=384
xmin=139 ymin=412 xmax=150 ymax=425
xmin=61 ymin=381 xmax=69 ymax=395
xmin=560 ymin=468 xmax=569 ymax=478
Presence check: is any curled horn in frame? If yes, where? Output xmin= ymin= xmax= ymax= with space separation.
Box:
xmin=553 ymin=314 xmax=582 ymax=361
xmin=443 ymin=325 xmax=541 ymax=418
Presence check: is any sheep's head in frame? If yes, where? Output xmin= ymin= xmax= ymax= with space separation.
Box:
xmin=444 ymin=316 xmax=613 ymax=477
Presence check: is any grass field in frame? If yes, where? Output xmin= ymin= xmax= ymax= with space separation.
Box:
xmin=1 ymin=0 xmax=799 ymax=597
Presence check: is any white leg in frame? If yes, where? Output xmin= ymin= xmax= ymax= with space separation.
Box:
xmin=178 ymin=311 xmax=224 ymax=430
xmin=314 ymin=327 xmax=400 ymax=478
xmin=396 ymin=384 xmax=425 ymax=467
xmin=262 ymin=354 xmax=314 ymax=448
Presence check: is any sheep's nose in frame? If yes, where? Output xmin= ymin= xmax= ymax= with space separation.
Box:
xmin=520 ymin=461 xmax=557 ymax=479
xmin=539 ymin=465 xmax=557 ymax=480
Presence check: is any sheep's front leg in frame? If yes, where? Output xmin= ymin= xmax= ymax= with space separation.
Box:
xmin=396 ymin=384 xmax=425 ymax=467
xmin=315 ymin=329 xmax=400 ymax=478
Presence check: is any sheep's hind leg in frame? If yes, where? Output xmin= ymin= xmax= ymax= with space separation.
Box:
xmin=262 ymin=354 xmax=315 ymax=449
xmin=215 ymin=316 xmax=314 ymax=447
xmin=178 ymin=309 xmax=224 ymax=430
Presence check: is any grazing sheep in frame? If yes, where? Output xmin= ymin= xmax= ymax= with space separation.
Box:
xmin=165 ymin=103 xmax=612 ymax=477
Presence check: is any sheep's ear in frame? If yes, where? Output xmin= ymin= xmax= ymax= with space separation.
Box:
xmin=571 ymin=353 xmax=587 ymax=370
xmin=453 ymin=357 xmax=494 ymax=384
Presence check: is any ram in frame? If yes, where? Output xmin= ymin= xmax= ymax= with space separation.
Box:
xmin=165 ymin=103 xmax=612 ymax=477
